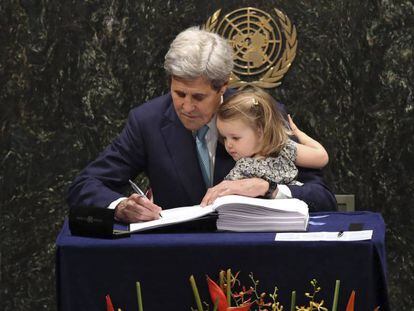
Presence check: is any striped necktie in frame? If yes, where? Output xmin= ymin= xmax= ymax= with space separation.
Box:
xmin=196 ymin=125 xmax=211 ymax=187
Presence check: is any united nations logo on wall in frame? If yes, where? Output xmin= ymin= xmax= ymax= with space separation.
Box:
xmin=203 ymin=7 xmax=297 ymax=89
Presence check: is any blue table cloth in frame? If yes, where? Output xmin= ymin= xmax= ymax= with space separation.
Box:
xmin=56 ymin=211 xmax=389 ymax=310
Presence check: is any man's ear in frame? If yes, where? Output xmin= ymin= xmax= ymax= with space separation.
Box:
xmin=219 ymin=82 xmax=228 ymax=94
xmin=167 ymin=75 xmax=173 ymax=88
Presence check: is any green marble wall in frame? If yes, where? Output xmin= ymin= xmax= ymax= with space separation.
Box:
xmin=1 ymin=0 xmax=413 ymax=309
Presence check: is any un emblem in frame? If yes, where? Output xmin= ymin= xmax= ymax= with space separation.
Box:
xmin=203 ymin=7 xmax=297 ymax=89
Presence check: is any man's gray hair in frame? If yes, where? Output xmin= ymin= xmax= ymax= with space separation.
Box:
xmin=164 ymin=26 xmax=234 ymax=90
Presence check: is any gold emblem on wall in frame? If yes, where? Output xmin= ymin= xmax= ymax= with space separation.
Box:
xmin=203 ymin=7 xmax=297 ymax=89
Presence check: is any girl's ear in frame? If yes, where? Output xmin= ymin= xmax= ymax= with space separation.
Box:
xmin=257 ymin=126 xmax=264 ymax=139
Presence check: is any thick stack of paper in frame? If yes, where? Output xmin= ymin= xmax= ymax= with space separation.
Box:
xmin=214 ymin=195 xmax=309 ymax=232
xmin=129 ymin=195 xmax=309 ymax=233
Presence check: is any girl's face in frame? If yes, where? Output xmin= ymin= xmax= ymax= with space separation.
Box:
xmin=217 ymin=118 xmax=262 ymax=161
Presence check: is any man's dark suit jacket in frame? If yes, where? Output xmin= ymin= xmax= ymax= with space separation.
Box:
xmin=67 ymin=92 xmax=337 ymax=212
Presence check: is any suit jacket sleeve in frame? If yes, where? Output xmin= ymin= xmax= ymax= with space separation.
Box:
xmin=287 ymin=167 xmax=337 ymax=212
xmin=66 ymin=109 xmax=146 ymax=209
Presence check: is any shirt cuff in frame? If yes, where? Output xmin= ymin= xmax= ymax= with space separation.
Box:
xmin=108 ymin=197 xmax=127 ymax=210
xmin=275 ymin=185 xmax=292 ymax=199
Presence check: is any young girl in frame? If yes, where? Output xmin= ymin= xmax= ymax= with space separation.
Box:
xmin=216 ymin=88 xmax=329 ymax=198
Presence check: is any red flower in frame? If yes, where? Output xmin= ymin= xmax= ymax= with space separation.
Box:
xmin=105 ymin=294 xmax=115 ymax=311
xmin=345 ymin=290 xmax=355 ymax=311
xmin=207 ymin=276 xmax=252 ymax=311
xmin=227 ymin=304 xmax=252 ymax=311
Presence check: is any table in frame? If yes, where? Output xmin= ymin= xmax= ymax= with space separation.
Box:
xmin=56 ymin=212 xmax=389 ymax=310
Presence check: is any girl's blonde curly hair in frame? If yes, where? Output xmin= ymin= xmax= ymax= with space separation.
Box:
xmin=217 ymin=88 xmax=290 ymax=157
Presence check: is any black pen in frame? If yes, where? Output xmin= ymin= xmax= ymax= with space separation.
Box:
xmin=128 ymin=179 xmax=162 ymax=218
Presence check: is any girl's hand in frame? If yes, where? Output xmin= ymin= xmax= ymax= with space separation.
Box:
xmin=288 ymin=114 xmax=300 ymax=135
xmin=200 ymin=178 xmax=271 ymax=206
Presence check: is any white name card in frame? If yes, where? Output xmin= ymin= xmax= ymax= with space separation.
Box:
xmin=275 ymin=230 xmax=373 ymax=242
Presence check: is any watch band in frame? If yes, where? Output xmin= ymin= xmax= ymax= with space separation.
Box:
xmin=264 ymin=179 xmax=278 ymax=199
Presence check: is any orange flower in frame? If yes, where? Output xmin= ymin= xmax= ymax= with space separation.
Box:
xmin=207 ymin=276 xmax=252 ymax=311
xmin=105 ymin=294 xmax=115 ymax=311
xmin=345 ymin=291 xmax=355 ymax=311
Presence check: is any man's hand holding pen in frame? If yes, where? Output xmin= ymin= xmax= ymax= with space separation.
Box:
xmin=114 ymin=180 xmax=162 ymax=223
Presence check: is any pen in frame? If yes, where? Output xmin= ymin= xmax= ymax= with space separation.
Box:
xmin=128 ymin=179 xmax=162 ymax=218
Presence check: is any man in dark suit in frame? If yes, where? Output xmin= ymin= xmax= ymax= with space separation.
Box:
xmin=67 ymin=26 xmax=336 ymax=223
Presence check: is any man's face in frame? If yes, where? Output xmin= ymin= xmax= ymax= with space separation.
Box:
xmin=171 ymin=76 xmax=227 ymax=131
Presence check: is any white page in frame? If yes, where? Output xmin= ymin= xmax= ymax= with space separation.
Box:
xmin=274 ymin=230 xmax=373 ymax=241
xmin=129 ymin=205 xmax=214 ymax=232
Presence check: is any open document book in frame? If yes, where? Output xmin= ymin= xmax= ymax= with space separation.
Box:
xmin=129 ymin=195 xmax=309 ymax=233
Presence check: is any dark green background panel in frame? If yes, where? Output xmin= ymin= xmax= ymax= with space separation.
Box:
xmin=1 ymin=0 xmax=413 ymax=310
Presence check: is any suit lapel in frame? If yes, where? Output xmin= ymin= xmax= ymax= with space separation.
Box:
xmin=161 ymin=102 xmax=206 ymax=203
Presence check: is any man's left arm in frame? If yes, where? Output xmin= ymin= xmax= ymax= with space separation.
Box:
xmin=284 ymin=167 xmax=337 ymax=212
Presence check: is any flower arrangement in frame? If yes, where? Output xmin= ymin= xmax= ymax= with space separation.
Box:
xmin=104 ymin=268 xmax=380 ymax=311
xmin=189 ymin=269 xmax=346 ymax=311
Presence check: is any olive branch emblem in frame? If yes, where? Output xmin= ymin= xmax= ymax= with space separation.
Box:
xmin=203 ymin=9 xmax=222 ymax=32
xmin=203 ymin=8 xmax=297 ymax=89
